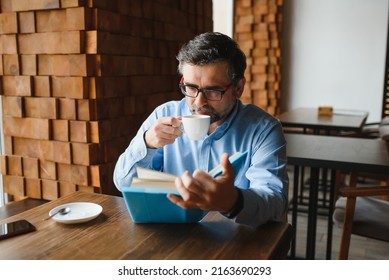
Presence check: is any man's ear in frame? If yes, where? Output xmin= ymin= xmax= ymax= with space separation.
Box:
xmin=234 ymin=78 xmax=246 ymax=98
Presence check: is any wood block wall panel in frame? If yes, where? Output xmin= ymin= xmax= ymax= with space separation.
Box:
xmin=52 ymin=77 xmax=89 ymax=99
xmin=0 ymin=0 xmax=212 ymax=199
xmin=77 ymin=184 xmax=95 ymax=193
xmin=234 ymin=0 xmax=283 ymax=115
xmin=58 ymin=98 xmax=77 ymax=120
xmin=60 ymin=0 xmax=88 ymax=9
xmin=2 ymin=96 xmax=24 ymax=117
xmin=3 ymin=175 xmax=25 ymax=197
xmin=7 ymin=155 xmax=23 ymax=176
xmin=0 ymin=34 xmax=17 ymax=53
xmin=0 ymin=12 xmax=18 ymax=34
xmin=18 ymin=31 xmax=85 ymax=54
xmin=38 ymin=54 xmax=97 ymax=77
xmin=90 ymin=163 xmax=110 ymax=188
xmin=1 ymin=0 xmax=61 ymax=12
xmin=24 ymin=97 xmax=58 ymax=119
xmin=3 ymin=54 xmax=20 ymax=75
xmin=3 ymin=116 xmax=51 ymax=140
xmin=23 ymin=157 xmax=40 ymax=179
xmin=88 ymin=77 xmax=133 ymax=99
xmin=25 ymin=178 xmax=42 ymax=199
xmin=13 ymin=138 xmax=40 ymax=158
xmin=40 ymin=160 xmax=56 ymax=180
xmin=41 ymin=179 xmax=59 ymax=200
xmin=71 ymin=164 xmax=89 ymax=185
xmin=69 ymin=120 xmax=90 ymax=143
xmin=52 ymin=119 xmax=69 ymax=141
xmin=33 ymin=76 xmax=51 ymax=97
xmin=71 ymin=142 xmax=100 ymax=166
xmin=18 ymin=11 xmax=36 ymax=33
xmin=57 ymin=162 xmax=71 ymax=182
xmin=85 ymin=31 xmax=156 ymax=56
xmin=35 ymin=7 xmax=94 ymax=32
xmin=21 ymin=54 xmax=37 ymax=75
xmin=3 ymin=136 xmax=12 ymax=155
xmin=76 ymin=99 xmax=97 ymax=120
xmin=2 ymin=75 xmax=32 ymax=96
xmin=51 ymin=141 xmax=72 ymax=163
xmin=59 ymin=181 xmax=77 ymax=196
xmin=0 ymin=155 xmax=7 ymax=174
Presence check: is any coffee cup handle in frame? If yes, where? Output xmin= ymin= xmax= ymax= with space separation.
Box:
xmin=172 ymin=124 xmax=185 ymax=133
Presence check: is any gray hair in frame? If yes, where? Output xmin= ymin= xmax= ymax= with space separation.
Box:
xmin=177 ymin=32 xmax=246 ymax=85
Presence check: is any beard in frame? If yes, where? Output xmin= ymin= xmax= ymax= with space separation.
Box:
xmin=189 ymin=104 xmax=222 ymax=124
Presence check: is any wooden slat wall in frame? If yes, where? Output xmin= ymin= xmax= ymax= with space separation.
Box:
xmin=0 ymin=0 xmax=213 ymax=199
xmin=234 ymin=0 xmax=283 ymax=116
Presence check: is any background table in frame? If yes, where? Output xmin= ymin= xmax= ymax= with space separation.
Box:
xmin=279 ymin=107 xmax=369 ymax=218
xmin=286 ymin=134 xmax=389 ymax=259
xmin=277 ymin=107 xmax=368 ymax=134
xmin=0 ymin=192 xmax=293 ymax=260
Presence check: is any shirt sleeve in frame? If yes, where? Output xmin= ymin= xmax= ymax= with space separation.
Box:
xmin=113 ymin=131 xmax=159 ymax=190
xmin=233 ymin=121 xmax=289 ymax=228
xmin=113 ymin=100 xmax=185 ymax=190
xmin=113 ymin=112 xmax=160 ymax=190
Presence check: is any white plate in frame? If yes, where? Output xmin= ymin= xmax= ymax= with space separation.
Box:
xmin=49 ymin=202 xmax=103 ymax=224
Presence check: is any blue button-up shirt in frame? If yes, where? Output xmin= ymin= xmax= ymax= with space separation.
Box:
xmin=114 ymin=98 xmax=289 ymax=227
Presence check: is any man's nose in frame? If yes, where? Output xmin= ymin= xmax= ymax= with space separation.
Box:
xmin=194 ymin=91 xmax=208 ymax=107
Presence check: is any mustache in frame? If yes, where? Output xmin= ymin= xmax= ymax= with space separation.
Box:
xmin=189 ymin=105 xmax=221 ymax=123
xmin=189 ymin=104 xmax=213 ymax=114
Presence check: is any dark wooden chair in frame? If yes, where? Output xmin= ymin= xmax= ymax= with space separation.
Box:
xmin=339 ymin=116 xmax=389 ymax=139
xmin=333 ymin=181 xmax=389 ymax=259
xmin=333 ymin=119 xmax=389 ymax=259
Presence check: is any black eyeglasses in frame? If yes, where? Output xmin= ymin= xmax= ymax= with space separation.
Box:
xmin=179 ymin=77 xmax=231 ymax=101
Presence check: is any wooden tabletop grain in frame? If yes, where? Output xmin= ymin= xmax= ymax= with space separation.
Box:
xmin=0 ymin=192 xmax=292 ymax=260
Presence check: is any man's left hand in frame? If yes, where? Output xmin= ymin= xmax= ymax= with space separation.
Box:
xmin=167 ymin=153 xmax=239 ymax=213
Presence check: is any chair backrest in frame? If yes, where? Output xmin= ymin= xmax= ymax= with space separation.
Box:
xmin=381 ymin=116 xmax=389 ymax=126
xmin=333 ymin=185 xmax=389 ymax=259
xmin=379 ymin=124 xmax=389 ymax=141
xmin=334 ymin=196 xmax=389 ymax=241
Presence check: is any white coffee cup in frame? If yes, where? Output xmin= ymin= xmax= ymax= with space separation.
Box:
xmin=181 ymin=115 xmax=210 ymax=141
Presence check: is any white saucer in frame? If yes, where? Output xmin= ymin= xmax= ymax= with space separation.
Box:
xmin=49 ymin=202 xmax=103 ymax=224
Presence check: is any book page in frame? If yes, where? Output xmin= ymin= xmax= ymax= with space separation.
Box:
xmin=131 ymin=178 xmax=176 ymax=190
xmin=136 ymin=167 xmax=177 ymax=181
xmin=133 ymin=151 xmax=247 ymax=189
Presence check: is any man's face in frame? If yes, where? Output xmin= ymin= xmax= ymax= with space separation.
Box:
xmin=181 ymin=62 xmax=245 ymax=127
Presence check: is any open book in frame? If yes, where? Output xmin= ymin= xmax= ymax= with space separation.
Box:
xmin=130 ymin=151 xmax=248 ymax=193
xmin=121 ymin=151 xmax=247 ymax=223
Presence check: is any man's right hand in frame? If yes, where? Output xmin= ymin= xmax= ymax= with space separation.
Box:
xmin=144 ymin=117 xmax=183 ymax=148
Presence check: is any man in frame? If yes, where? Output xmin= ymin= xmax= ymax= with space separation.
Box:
xmin=114 ymin=32 xmax=288 ymax=227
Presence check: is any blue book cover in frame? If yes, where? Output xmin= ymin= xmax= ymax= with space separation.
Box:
xmin=122 ymin=151 xmax=248 ymax=223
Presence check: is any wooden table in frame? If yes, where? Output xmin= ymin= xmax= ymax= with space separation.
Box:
xmin=277 ymin=107 xmax=368 ymax=258
xmin=0 ymin=192 xmax=293 ymax=260
xmin=286 ymin=134 xmax=389 ymax=260
xmin=277 ymin=107 xmax=368 ymax=134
